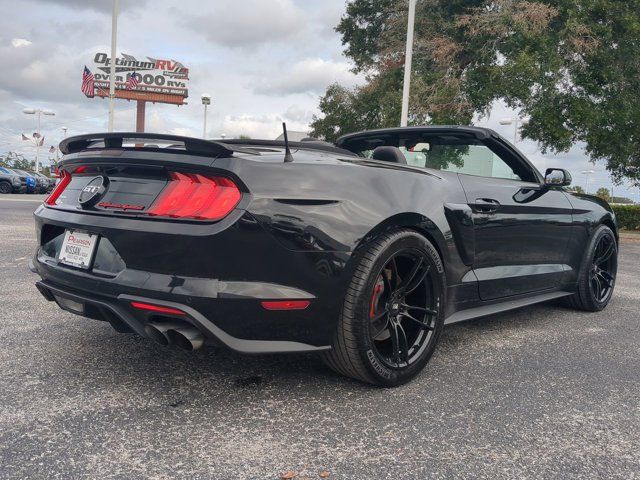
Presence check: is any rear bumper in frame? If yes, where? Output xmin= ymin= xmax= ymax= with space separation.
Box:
xmin=35 ymin=278 xmax=331 ymax=354
xmin=32 ymin=205 xmax=350 ymax=353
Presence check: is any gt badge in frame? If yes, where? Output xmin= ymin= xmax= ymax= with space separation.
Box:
xmin=78 ymin=176 xmax=109 ymax=207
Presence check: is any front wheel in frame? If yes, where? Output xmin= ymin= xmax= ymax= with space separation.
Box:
xmin=323 ymin=230 xmax=446 ymax=387
xmin=0 ymin=181 xmax=12 ymax=194
xmin=566 ymin=225 xmax=618 ymax=312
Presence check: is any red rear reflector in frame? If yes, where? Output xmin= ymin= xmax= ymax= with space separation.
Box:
xmin=130 ymin=301 xmax=186 ymax=316
xmin=74 ymin=166 xmax=88 ymax=173
xmin=147 ymin=172 xmax=241 ymax=220
xmin=45 ymin=170 xmax=72 ymax=206
xmin=261 ymin=300 xmax=310 ymax=311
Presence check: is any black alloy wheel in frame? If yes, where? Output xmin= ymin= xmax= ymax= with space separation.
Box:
xmin=0 ymin=181 xmax=12 ymax=194
xmin=323 ymin=230 xmax=446 ymax=387
xmin=589 ymin=233 xmax=616 ymax=303
xmin=567 ymin=225 xmax=618 ymax=312
xmin=368 ymin=249 xmax=439 ymax=369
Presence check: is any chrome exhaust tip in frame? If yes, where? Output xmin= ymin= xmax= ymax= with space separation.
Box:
xmin=144 ymin=321 xmax=186 ymax=346
xmin=167 ymin=327 xmax=205 ymax=351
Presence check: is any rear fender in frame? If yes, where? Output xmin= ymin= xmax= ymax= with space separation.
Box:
xmin=350 ymin=212 xmax=449 ymax=279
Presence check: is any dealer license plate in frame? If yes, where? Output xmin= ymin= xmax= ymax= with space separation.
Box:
xmin=58 ymin=230 xmax=98 ymax=269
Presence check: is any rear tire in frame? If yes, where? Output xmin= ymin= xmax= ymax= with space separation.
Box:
xmin=0 ymin=181 xmax=12 ymax=194
xmin=565 ymin=225 xmax=617 ymax=312
xmin=323 ymin=230 xmax=446 ymax=387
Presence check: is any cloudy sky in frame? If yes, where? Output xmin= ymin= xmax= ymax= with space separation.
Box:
xmin=0 ymin=0 xmax=637 ymax=200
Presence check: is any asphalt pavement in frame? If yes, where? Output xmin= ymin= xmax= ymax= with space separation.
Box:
xmin=1 ymin=195 xmax=638 ymax=479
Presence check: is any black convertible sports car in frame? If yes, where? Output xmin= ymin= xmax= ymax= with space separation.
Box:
xmin=32 ymin=127 xmax=618 ymax=386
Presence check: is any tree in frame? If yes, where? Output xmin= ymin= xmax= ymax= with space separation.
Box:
xmin=595 ymin=187 xmax=611 ymax=202
xmin=311 ymin=72 xmax=402 ymax=142
xmin=611 ymin=196 xmax=633 ymax=204
xmin=0 ymin=152 xmax=32 ymax=170
xmin=568 ymin=185 xmax=585 ymax=194
xmin=312 ymin=0 xmax=640 ymax=185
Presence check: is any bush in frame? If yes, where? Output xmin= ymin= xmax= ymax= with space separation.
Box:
xmin=612 ymin=204 xmax=640 ymax=230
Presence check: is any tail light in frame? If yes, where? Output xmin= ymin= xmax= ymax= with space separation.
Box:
xmin=147 ymin=172 xmax=241 ymax=220
xmin=130 ymin=301 xmax=186 ymax=316
xmin=45 ymin=170 xmax=71 ymax=205
xmin=45 ymin=168 xmax=241 ymax=222
xmin=261 ymin=300 xmax=310 ymax=310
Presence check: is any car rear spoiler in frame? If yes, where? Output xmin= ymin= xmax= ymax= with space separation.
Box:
xmin=59 ymin=132 xmax=259 ymax=157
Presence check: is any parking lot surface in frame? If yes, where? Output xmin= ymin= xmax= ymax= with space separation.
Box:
xmin=1 ymin=196 xmax=639 ymax=479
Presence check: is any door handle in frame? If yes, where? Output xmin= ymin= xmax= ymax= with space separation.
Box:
xmin=473 ymin=198 xmax=501 ymax=214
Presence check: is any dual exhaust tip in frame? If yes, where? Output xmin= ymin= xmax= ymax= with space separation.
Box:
xmin=144 ymin=321 xmax=205 ymax=351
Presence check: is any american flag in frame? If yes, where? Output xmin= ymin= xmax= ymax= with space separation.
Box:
xmin=81 ymin=66 xmax=95 ymax=97
xmin=126 ymin=71 xmax=139 ymax=90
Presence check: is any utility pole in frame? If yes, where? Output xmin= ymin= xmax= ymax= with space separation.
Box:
xmin=23 ymin=108 xmax=55 ymax=173
xmin=400 ymin=0 xmax=416 ymax=127
xmin=36 ymin=111 xmax=41 ymax=172
xmin=108 ymin=0 xmax=119 ymax=132
xmin=581 ymin=170 xmax=595 ymax=194
xmin=201 ymin=94 xmax=211 ymax=139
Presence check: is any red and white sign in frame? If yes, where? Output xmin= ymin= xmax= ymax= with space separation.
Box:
xmin=92 ymin=52 xmax=189 ymax=99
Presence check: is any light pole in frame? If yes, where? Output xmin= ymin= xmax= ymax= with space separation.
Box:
xmin=499 ymin=117 xmax=520 ymax=144
xmin=52 ymin=126 xmax=68 ymax=165
xmin=201 ymin=93 xmax=211 ymax=139
xmin=108 ymin=0 xmax=119 ymax=132
xmin=581 ymin=169 xmax=595 ymax=194
xmin=400 ymin=0 xmax=417 ymax=127
xmin=23 ymin=107 xmax=55 ymax=173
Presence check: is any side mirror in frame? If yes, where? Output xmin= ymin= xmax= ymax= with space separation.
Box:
xmin=544 ymin=168 xmax=572 ymax=187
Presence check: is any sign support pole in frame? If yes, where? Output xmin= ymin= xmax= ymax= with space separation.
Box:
xmin=35 ymin=110 xmax=41 ymax=173
xmin=136 ymin=100 xmax=146 ymax=133
xmin=108 ymin=0 xmax=119 ymax=132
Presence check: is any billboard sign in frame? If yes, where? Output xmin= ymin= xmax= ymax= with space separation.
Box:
xmin=92 ymin=52 xmax=189 ymax=104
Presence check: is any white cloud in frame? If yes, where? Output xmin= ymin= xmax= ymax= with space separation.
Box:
xmin=11 ymin=38 xmax=32 ymax=48
xmin=187 ymin=0 xmax=304 ymax=48
xmin=222 ymin=113 xmax=309 ymax=139
xmin=255 ymin=58 xmax=363 ymax=96
xmin=222 ymin=114 xmax=283 ymax=139
xmin=27 ymin=0 xmax=146 ymax=12
xmin=169 ymin=127 xmax=197 ymax=138
xmin=283 ymin=104 xmax=313 ymax=123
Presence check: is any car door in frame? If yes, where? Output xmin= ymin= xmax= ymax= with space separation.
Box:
xmin=451 ymin=141 xmax=574 ymax=300
xmin=338 ymin=126 xmax=575 ymax=301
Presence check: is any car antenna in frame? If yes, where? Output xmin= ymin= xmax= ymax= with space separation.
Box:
xmin=282 ymin=122 xmax=294 ymax=163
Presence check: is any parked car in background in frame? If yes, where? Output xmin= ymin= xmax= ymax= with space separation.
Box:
xmin=33 ymin=172 xmax=55 ymax=193
xmin=11 ymin=169 xmax=38 ymax=193
xmin=0 ymin=167 xmax=26 ymax=193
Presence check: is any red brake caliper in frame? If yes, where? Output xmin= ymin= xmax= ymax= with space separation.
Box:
xmin=369 ymin=278 xmax=385 ymax=318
